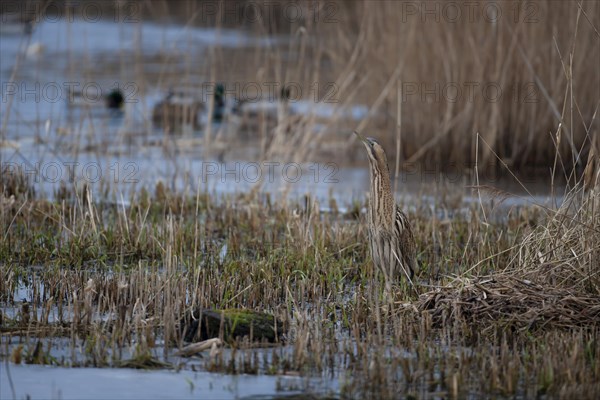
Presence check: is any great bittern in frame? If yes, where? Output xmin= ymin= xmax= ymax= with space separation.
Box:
xmin=355 ymin=131 xmax=417 ymax=287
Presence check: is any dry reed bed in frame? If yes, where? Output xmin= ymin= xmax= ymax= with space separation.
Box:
xmin=516 ymin=188 xmax=600 ymax=293
xmin=318 ymin=1 xmax=599 ymax=171
xmin=416 ymin=185 xmax=599 ymax=338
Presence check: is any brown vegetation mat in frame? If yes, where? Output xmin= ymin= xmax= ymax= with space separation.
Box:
xmin=418 ymin=275 xmax=600 ymax=333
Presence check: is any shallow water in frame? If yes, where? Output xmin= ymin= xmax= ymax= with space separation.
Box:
xmin=0 ymin=363 xmax=337 ymax=400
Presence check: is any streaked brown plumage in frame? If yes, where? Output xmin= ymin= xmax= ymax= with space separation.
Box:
xmin=355 ymin=131 xmax=417 ymax=286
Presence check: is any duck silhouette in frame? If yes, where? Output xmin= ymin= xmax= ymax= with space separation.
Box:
xmin=66 ymin=87 xmax=125 ymax=111
xmin=105 ymin=89 xmax=124 ymax=110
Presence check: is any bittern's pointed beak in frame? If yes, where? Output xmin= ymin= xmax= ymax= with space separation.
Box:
xmin=354 ymin=131 xmax=368 ymax=143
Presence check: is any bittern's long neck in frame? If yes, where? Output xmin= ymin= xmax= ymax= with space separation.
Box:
xmin=369 ymin=157 xmax=395 ymax=229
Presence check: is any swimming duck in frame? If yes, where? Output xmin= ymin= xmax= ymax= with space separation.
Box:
xmin=152 ymin=88 xmax=204 ymax=132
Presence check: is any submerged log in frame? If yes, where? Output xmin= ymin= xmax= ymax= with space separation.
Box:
xmin=180 ymin=308 xmax=283 ymax=343
xmin=117 ymin=353 xmax=172 ymax=370
xmin=175 ymin=338 xmax=222 ymax=357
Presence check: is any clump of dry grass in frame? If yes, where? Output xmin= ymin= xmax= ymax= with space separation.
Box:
xmin=408 ymin=146 xmax=599 ymax=333
xmin=411 ymin=177 xmax=599 ymax=342
xmin=419 ymin=274 xmax=600 ymax=335
xmin=515 ymin=188 xmax=599 ymax=294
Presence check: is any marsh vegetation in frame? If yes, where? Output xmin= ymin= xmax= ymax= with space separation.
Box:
xmin=1 ymin=165 xmax=599 ymax=398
